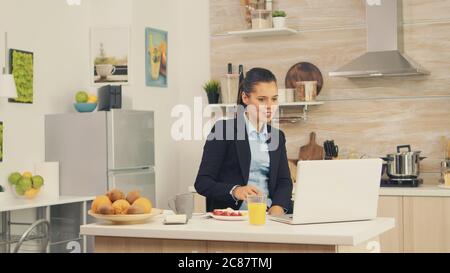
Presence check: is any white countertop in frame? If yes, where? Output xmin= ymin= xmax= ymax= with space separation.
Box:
xmin=0 ymin=196 xmax=95 ymax=212
xmin=80 ymin=212 xmax=394 ymax=246
xmin=379 ymin=185 xmax=450 ymax=197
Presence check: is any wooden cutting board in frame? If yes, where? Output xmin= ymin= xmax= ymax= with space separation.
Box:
xmin=298 ymin=132 xmax=324 ymax=161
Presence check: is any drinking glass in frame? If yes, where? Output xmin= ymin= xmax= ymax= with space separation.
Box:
xmin=247 ymin=195 xmax=267 ymax=225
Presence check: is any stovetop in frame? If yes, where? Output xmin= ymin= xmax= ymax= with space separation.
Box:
xmin=380 ymin=178 xmax=423 ymax=188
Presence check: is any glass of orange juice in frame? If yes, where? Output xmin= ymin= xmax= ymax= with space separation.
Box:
xmin=247 ymin=195 xmax=267 ymax=226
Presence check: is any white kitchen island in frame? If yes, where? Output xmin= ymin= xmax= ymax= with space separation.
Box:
xmin=81 ymin=212 xmax=394 ymax=253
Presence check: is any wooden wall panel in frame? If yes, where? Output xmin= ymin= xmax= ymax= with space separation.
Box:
xmin=210 ymin=0 xmax=450 ymax=185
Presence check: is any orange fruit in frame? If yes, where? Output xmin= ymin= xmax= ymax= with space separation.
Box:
xmin=132 ymin=198 xmax=152 ymax=213
xmin=87 ymin=95 xmax=98 ymax=103
xmin=91 ymin=195 xmax=112 ymax=214
xmin=22 ymin=172 xmax=33 ymax=178
xmin=112 ymin=200 xmax=131 ymax=215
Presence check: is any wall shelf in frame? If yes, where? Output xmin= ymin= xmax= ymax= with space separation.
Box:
xmin=205 ymin=101 xmax=324 ymax=123
xmin=206 ymin=101 xmax=324 ymax=109
xmin=212 ymin=18 xmax=450 ymax=38
xmin=226 ymin=27 xmax=298 ymax=38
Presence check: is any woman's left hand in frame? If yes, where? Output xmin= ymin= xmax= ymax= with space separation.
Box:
xmin=268 ymin=206 xmax=285 ymax=216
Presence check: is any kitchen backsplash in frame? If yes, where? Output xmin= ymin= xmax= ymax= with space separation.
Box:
xmin=210 ymin=0 xmax=450 ymax=184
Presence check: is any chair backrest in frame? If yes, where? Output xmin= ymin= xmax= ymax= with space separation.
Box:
xmin=13 ymin=219 xmax=50 ymax=253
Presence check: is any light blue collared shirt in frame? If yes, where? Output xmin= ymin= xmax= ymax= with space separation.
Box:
xmin=239 ymin=115 xmax=272 ymax=210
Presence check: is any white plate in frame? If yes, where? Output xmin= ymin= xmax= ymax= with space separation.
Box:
xmin=438 ymin=184 xmax=450 ymax=189
xmin=88 ymin=208 xmax=163 ymax=224
xmin=207 ymin=211 xmax=248 ymax=221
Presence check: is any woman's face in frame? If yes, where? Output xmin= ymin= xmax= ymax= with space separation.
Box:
xmin=242 ymin=81 xmax=279 ymax=124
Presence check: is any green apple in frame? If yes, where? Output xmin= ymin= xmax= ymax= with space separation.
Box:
xmin=32 ymin=175 xmax=44 ymax=189
xmin=75 ymin=91 xmax=88 ymax=103
xmin=15 ymin=185 xmax=26 ymax=196
xmin=18 ymin=177 xmax=32 ymax=192
xmin=8 ymin=172 xmax=22 ymax=185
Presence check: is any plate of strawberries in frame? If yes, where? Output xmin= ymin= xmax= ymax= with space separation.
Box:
xmin=208 ymin=208 xmax=248 ymax=221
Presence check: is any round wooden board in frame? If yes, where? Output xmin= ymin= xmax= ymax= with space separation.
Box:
xmin=285 ymin=62 xmax=324 ymax=94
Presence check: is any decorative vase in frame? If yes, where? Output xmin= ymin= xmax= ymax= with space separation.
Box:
xmin=207 ymin=93 xmax=220 ymax=104
xmin=273 ymin=17 xmax=286 ymax=28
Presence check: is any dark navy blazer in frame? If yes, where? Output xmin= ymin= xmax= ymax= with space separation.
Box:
xmin=195 ymin=116 xmax=293 ymax=212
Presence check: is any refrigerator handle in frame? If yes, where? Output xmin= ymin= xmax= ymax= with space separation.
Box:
xmin=108 ymin=166 xmax=154 ymax=175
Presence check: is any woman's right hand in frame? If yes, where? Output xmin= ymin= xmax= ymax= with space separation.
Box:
xmin=232 ymin=185 xmax=262 ymax=201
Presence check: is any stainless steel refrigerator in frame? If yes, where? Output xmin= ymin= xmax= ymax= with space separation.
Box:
xmin=45 ymin=110 xmax=155 ymax=203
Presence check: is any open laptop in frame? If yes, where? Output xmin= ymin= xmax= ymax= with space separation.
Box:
xmin=270 ymin=159 xmax=382 ymax=225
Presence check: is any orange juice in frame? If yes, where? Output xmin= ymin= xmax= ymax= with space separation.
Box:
xmin=248 ymin=202 xmax=266 ymax=225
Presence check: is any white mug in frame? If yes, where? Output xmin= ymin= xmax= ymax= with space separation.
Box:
xmin=96 ymin=64 xmax=116 ymax=77
xmin=168 ymin=193 xmax=194 ymax=219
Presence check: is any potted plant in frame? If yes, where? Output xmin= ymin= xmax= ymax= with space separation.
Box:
xmin=203 ymin=80 xmax=220 ymax=104
xmin=272 ymin=10 xmax=287 ymax=29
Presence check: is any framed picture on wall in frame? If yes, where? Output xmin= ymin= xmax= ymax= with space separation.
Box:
xmin=145 ymin=27 xmax=168 ymax=88
xmin=8 ymin=49 xmax=34 ymax=104
xmin=91 ymin=26 xmax=130 ymax=85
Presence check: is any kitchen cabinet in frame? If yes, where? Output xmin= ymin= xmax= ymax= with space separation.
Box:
xmin=95 ymin=237 xmax=208 ymax=253
xmin=378 ymin=193 xmax=450 ymax=253
xmin=377 ymin=196 xmax=404 ymax=253
xmin=207 ymin=241 xmax=334 ymax=253
xmin=403 ymin=197 xmax=450 ymax=253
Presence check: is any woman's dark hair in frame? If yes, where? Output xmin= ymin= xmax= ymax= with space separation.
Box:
xmin=237 ymin=68 xmax=277 ymax=107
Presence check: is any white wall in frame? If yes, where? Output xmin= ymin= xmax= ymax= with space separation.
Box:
xmin=129 ymin=0 xmax=183 ymax=208
xmin=176 ymin=0 xmax=211 ymax=194
xmin=0 ymin=0 xmax=211 ymax=209
xmin=0 ymin=0 xmax=91 ymax=197
xmin=0 ymin=0 xmax=92 ymax=234
xmin=88 ymin=0 xmax=211 ymax=207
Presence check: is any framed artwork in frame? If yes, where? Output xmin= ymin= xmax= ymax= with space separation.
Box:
xmin=8 ymin=49 xmax=34 ymax=104
xmin=91 ymin=26 xmax=130 ymax=85
xmin=0 ymin=122 xmax=3 ymax=162
xmin=145 ymin=28 xmax=168 ymax=87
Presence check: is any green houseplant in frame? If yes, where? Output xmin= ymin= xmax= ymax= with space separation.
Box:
xmin=272 ymin=10 xmax=287 ymax=29
xmin=203 ymin=80 xmax=220 ymax=104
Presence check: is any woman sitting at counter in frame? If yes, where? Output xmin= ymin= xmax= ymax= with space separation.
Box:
xmin=195 ymin=68 xmax=293 ymax=216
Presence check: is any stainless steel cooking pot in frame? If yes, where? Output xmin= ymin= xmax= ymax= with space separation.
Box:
xmin=381 ymin=145 xmax=427 ymax=179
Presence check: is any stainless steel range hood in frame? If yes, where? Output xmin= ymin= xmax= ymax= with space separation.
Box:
xmin=329 ymin=0 xmax=429 ymax=78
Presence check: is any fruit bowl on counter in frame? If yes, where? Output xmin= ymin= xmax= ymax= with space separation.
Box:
xmin=90 ymin=189 xmax=161 ymax=224
xmin=88 ymin=209 xmax=162 ymax=224
xmin=8 ymin=172 xmax=45 ymax=200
